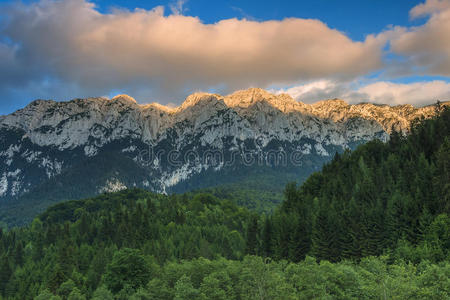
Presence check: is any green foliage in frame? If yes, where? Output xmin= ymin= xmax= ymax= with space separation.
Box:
xmin=174 ymin=275 xmax=199 ymax=300
xmin=91 ymin=286 xmax=114 ymax=300
xmin=0 ymin=107 xmax=448 ymax=299
xmin=0 ymin=189 xmax=251 ymax=298
xmin=104 ymin=248 xmax=152 ymax=293
xmin=0 ymin=151 xmax=152 ymax=226
xmin=34 ymin=289 xmax=61 ymax=300
xmin=129 ymin=288 xmax=153 ymax=300
xmin=265 ymin=107 xmax=450 ymax=262
xmin=39 ymin=255 xmax=449 ymax=300
xmin=56 ymin=279 xmax=76 ymax=298
xmin=67 ymin=287 xmax=86 ymax=300
xmin=195 ymin=172 xmax=292 ymax=214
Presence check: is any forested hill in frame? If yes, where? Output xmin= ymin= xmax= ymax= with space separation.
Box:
xmin=262 ymin=105 xmax=450 ymax=263
xmin=0 ymin=190 xmax=256 ymax=299
xmin=0 ymin=107 xmax=448 ymax=299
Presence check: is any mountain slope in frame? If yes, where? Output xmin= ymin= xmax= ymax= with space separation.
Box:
xmin=0 ymin=88 xmax=445 ymax=225
xmin=261 ymin=106 xmax=450 ymax=262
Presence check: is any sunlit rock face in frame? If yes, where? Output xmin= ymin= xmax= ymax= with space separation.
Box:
xmin=0 ymin=88 xmax=443 ymax=200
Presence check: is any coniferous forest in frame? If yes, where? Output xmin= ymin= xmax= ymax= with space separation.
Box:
xmin=0 ymin=107 xmax=449 ymax=299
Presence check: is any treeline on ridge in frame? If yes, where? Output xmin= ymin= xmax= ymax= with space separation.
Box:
xmin=256 ymin=105 xmax=450 ymax=263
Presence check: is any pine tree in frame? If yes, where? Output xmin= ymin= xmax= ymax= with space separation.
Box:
xmin=261 ymin=217 xmax=273 ymax=257
xmin=0 ymin=255 xmax=11 ymax=295
xmin=311 ymin=202 xmax=342 ymax=262
xmin=245 ymin=215 xmax=259 ymax=255
xmin=362 ymin=199 xmax=385 ymax=257
xmin=418 ymin=207 xmax=434 ymax=241
xmin=389 ymin=125 xmax=403 ymax=151
xmin=47 ymin=264 xmax=67 ymax=294
xmin=13 ymin=241 xmax=24 ymax=267
xmin=434 ymin=138 xmax=450 ymax=214
xmin=340 ymin=197 xmax=363 ymax=259
xmin=282 ymin=182 xmax=298 ymax=210
xmin=272 ymin=212 xmax=293 ymax=260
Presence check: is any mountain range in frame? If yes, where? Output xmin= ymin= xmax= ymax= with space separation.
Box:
xmin=0 ymin=88 xmax=445 ymax=225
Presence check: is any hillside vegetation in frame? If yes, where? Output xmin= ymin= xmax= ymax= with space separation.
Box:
xmin=0 ymin=106 xmax=448 ymax=299
xmin=260 ymin=105 xmax=450 ymax=263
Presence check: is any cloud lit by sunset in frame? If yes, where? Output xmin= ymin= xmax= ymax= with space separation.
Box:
xmin=0 ymin=0 xmax=449 ymax=112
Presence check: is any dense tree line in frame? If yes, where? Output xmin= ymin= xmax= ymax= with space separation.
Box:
xmin=34 ymin=255 xmax=449 ymax=300
xmin=0 ymin=189 xmax=254 ymax=298
xmin=0 ymin=107 xmax=447 ymax=299
xmin=255 ymin=106 xmax=450 ymax=263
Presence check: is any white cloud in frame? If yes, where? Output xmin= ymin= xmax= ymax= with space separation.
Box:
xmin=0 ymin=0 xmax=385 ymax=104
xmin=169 ymin=0 xmax=188 ymax=16
xmin=0 ymin=0 xmax=449 ymax=110
xmin=356 ymin=81 xmax=450 ymax=106
xmin=390 ymin=0 xmax=450 ymax=76
xmin=272 ymin=80 xmax=350 ymax=103
xmin=410 ymin=0 xmax=450 ymax=19
xmin=277 ymin=80 xmax=450 ymax=106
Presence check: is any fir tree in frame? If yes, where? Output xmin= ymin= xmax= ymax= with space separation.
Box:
xmin=245 ymin=215 xmax=259 ymax=255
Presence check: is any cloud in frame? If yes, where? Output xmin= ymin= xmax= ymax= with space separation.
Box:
xmin=389 ymin=0 xmax=450 ymax=76
xmin=169 ymin=0 xmax=188 ymax=16
xmin=410 ymin=0 xmax=450 ymax=19
xmin=356 ymin=81 xmax=450 ymax=106
xmin=0 ymin=0 xmax=449 ymax=112
xmin=230 ymin=6 xmax=257 ymax=21
xmin=271 ymin=80 xmax=351 ymax=103
xmin=276 ymin=80 xmax=450 ymax=106
xmin=0 ymin=0 xmax=385 ymax=105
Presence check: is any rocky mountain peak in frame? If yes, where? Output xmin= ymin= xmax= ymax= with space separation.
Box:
xmin=0 ymin=89 xmax=441 ymax=145
xmin=312 ymin=98 xmax=348 ymax=109
xmin=144 ymin=102 xmax=176 ymax=113
xmin=111 ymin=94 xmax=138 ymax=104
xmin=180 ymin=92 xmax=224 ymax=110
xmin=223 ymin=88 xmax=310 ymax=114
xmin=225 ymin=88 xmax=292 ymax=107
xmin=0 ymin=88 xmax=444 ymax=202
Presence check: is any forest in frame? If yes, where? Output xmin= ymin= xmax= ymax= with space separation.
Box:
xmin=0 ymin=106 xmax=448 ymax=299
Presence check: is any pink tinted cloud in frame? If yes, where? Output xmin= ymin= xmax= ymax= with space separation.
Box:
xmin=1 ymin=0 xmax=385 ymax=98
xmin=390 ymin=0 xmax=450 ymax=76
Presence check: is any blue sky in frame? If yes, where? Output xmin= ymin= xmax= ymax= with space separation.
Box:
xmin=89 ymin=0 xmax=423 ymax=41
xmin=0 ymin=0 xmax=449 ymax=114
